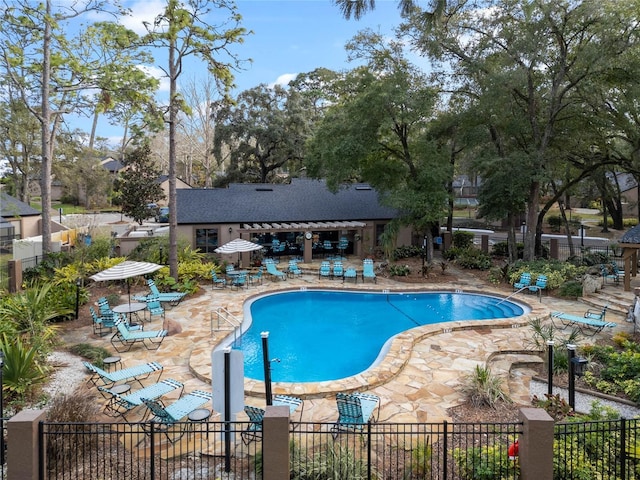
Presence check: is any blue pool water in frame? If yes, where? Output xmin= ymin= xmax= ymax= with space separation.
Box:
xmin=236 ymin=290 xmax=525 ymax=383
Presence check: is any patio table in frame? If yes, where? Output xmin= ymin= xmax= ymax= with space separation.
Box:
xmin=113 ymin=302 xmax=147 ymax=324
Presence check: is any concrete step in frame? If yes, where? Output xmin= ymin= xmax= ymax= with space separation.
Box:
xmin=581 ymin=288 xmax=635 ymax=317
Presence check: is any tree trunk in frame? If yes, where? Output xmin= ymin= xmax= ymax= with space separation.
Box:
xmin=40 ymin=0 xmax=52 ymax=255
xmin=168 ymin=39 xmax=179 ymax=280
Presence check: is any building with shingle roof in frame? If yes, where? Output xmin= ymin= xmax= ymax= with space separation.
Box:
xmin=0 ymin=192 xmax=42 ymax=240
xmin=171 ymin=178 xmax=409 ymax=263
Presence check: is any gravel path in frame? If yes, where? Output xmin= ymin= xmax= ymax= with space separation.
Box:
xmin=43 ymin=351 xmax=88 ymax=398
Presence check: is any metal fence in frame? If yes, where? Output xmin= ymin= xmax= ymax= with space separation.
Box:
xmin=554 ymin=418 xmax=640 ymax=480
xmin=40 ymin=419 xmax=522 ymax=480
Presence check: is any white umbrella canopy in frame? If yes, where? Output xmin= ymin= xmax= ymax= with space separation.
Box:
xmin=215 ymin=238 xmax=263 ymax=254
xmin=90 ymin=261 xmax=163 ymax=305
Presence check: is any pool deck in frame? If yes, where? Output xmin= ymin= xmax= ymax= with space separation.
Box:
xmin=62 ymin=263 xmax=637 ymax=424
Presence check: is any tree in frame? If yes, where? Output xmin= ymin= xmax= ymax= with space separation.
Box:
xmin=307 ymin=30 xmax=450 ymax=260
xmin=115 ymin=144 xmax=165 ymax=225
xmin=142 ymin=0 xmax=249 ymax=279
xmin=213 ymin=84 xmax=310 ymax=184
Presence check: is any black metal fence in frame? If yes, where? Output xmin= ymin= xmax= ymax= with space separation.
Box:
xmin=554 ymin=418 xmax=640 ymax=480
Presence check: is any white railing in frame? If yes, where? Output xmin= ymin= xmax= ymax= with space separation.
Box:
xmin=211 ymin=307 xmax=243 ymax=345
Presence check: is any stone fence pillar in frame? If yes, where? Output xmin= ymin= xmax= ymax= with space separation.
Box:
xmin=7 ymin=409 xmax=46 ymax=480
xmin=519 ymin=407 xmax=554 ymax=480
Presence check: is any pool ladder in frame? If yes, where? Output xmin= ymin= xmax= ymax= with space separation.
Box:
xmin=211 ymin=307 xmax=243 ymax=345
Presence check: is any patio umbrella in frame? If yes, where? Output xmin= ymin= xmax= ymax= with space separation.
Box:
xmin=215 ymin=238 xmax=263 ymax=267
xmin=89 ymin=260 xmax=162 ymax=305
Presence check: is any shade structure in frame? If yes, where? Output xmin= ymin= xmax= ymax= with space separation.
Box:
xmin=90 ymin=261 xmax=163 ymax=305
xmin=214 ymin=238 xmax=263 ymax=254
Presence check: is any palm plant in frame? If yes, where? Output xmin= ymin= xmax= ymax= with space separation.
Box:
xmin=0 ymin=334 xmax=48 ymax=402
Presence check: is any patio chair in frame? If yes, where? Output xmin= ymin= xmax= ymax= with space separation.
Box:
xmin=211 ymin=270 xmax=227 ymax=289
xmin=550 ymin=308 xmax=615 ymax=336
xmin=323 ymin=240 xmax=333 ymax=257
xmin=513 ymin=272 xmax=531 ymax=291
xmin=338 ymin=237 xmax=349 ymax=258
xmin=332 ymin=261 xmax=344 ymax=279
xmin=264 ymin=259 xmax=287 ymax=281
xmin=601 ymin=263 xmax=623 ymax=285
xmin=231 ymin=272 xmax=248 ymax=290
xmin=332 ymin=392 xmax=380 ymax=436
xmin=83 ymin=361 xmax=163 ymax=389
xmin=362 ymin=259 xmax=377 ymax=283
xmin=141 ymin=389 xmax=212 ymax=442
xmin=90 ymin=306 xmax=139 ymax=336
xmin=528 ymin=274 xmax=547 ymax=295
xmin=98 ymin=378 xmax=184 ymax=421
xmin=146 ymin=279 xmax=186 ymax=306
xmin=318 ymin=261 xmax=331 ymax=279
xmin=287 ymin=260 xmax=302 ymax=278
xmin=249 ymin=267 xmax=264 ymax=286
xmin=110 ymin=319 xmax=168 ymax=353
xmin=226 ymin=264 xmax=239 ymax=276
xmin=343 ymin=267 xmax=357 ymax=283
xmin=145 ymin=297 xmax=165 ymax=322
xmin=242 ymin=395 xmax=304 ymax=444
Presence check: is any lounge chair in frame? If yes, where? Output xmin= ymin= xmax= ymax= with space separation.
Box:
xmin=145 ymin=297 xmax=165 ymax=321
xmin=287 ymin=260 xmax=303 ymax=278
xmin=90 ymin=306 xmax=139 ymax=336
xmin=528 ymin=274 xmax=547 ymax=295
xmin=147 ymin=279 xmax=186 ymax=306
xmin=362 ymin=259 xmax=377 ymax=283
xmin=110 ymin=319 xmax=168 ymax=353
xmin=601 ymin=263 xmax=623 ymax=285
xmin=141 ymin=389 xmax=212 ymax=442
xmin=343 ymin=267 xmax=357 ymax=283
xmin=83 ymin=361 xmax=163 ymax=389
xmin=264 ymin=259 xmax=287 ymax=281
xmin=211 ymin=270 xmax=227 ymax=289
xmin=99 ymin=378 xmax=184 ymax=420
xmin=513 ymin=272 xmax=531 ymax=291
xmin=332 ymin=392 xmax=380 ymax=435
xmin=319 ymin=261 xmax=331 ymax=279
xmin=550 ymin=310 xmax=616 ymax=336
xmin=241 ymin=395 xmax=303 ymax=444
xmin=332 ymin=261 xmax=344 ymax=279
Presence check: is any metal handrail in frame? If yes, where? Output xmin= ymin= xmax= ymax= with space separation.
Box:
xmin=211 ymin=307 xmax=243 ymax=345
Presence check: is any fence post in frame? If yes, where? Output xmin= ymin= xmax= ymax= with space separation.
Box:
xmin=549 ymin=238 xmax=559 ymax=260
xmin=7 ymin=408 xmax=46 ymax=480
xmin=262 ymin=405 xmax=290 ymax=480
xmin=481 ymin=235 xmax=489 ymax=254
xmin=7 ymin=259 xmax=22 ymax=293
xmin=519 ymin=407 xmax=554 ymax=480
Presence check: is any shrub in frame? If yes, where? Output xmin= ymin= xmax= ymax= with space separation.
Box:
xmin=532 ymin=393 xmax=572 ymax=421
xmin=456 ymin=249 xmax=492 ymax=270
xmin=557 ymin=280 xmax=583 ymax=298
xmin=462 ymin=365 xmax=511 ymax=408
xmin=548 ymin=215 xmax=562 ymax=232
xmin=69 ymin=343 xmax=112 ymax=367
xmin=453 ymin=231 xmax=475 ymax=249
xmin=453 ymin=443 xmax=519 ymax=480
xmin=389 ymin=264 xmax=411 ymax=276
xmin=392 ymin=245 xmax=423 ymax=260
xmin=0 ymin=334 xmax=49 ymax=403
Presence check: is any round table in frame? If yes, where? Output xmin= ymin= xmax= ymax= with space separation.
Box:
xmin=110 ymin=384 xmax=131 ymax=395
xmin=188 ymin=408 xmax=211 ymax=438
xmin=102 ymin=356 xmax=122 ymax=372
xmin=112 ymin=302 xmax=147 ymax=323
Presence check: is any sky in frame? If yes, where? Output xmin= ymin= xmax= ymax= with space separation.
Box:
xmin=93 ymin=0 xmax=407 ymax=145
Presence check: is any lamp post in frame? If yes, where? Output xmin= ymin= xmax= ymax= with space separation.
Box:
xmin=567 ymin=344 xmax=588 ymax=409
xmin=547 ymin=340 xmax=554 ymax=397
xmin=75 ymin=278 xmax=81 ymax=320
xmin=521 ymin=221 xmax=526 ymax=244
xmin=261 ymin=332 xmax=273 ymax=406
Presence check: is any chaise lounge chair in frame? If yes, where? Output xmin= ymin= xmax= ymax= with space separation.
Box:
xmin=362 ymin=259 xmax=377 ymax=283
xmin=332 ymin=261 xmax=344 ymax=280
xmin=513 ymin=272 xmax=531 ymax=291
xmin=141 ymin=389 xmax=212 ymax=442
xmin=550 ymin=308 xmax=615 ymax=336
xmin=287 ymin=260 xmax=303 ymax=278
xmin=134 ymin=279 xmax=186 ymax=307
xmin=241 ymin=394 xmax=303 ymax=444
xmin=83 ymin=360 xmax=163 ymax=389
xmin=343 ymin=267 xmax=358 ymax=283
xmin=98 ymin=378 xmax=184 ymax=420
xmin=264 ymin=259 xmax=287 ymax=281
xmin=319 ymin=261 xmax=331 ymax=279
xmin=332 ymin=392 xmax=380 ymax=436
xmin=110 ymin=319 xmax=168 ymax=353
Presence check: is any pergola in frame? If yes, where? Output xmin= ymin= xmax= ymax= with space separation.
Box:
xmin=619 ymin=224 xmax=640 ymax=291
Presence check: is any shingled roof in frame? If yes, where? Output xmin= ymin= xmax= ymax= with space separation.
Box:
xmin=0 ymin=192 xmax=41 ymax=218
xmin=620 ymin=224 xmax=640 ymax=244
xmin=176 ymin=178 xmax=398 ymax=224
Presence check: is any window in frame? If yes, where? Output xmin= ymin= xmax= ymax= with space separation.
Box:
xmin=195 ymin=228 xmax=218 ymax=253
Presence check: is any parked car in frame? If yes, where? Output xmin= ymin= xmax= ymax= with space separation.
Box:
xmin=155 ymin=206 xmax=169 ymax=223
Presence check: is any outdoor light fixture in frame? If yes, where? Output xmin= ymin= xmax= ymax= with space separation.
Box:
xmin=546 ymin=340 xmax=555 ymax=396
xmin=567 ymin=344 xmax=588 ymax=409
xmin=229 ymin=227 xmax=233 ymax=234
xmin=572 ymin=356 xmax=588 ymax=377
xmin=261 ymin=332 xmax=273 ymax=406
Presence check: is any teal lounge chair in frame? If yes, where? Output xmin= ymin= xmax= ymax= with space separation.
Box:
xmin=83 ymin=361 xmax=163 ymax=389
xmin=362 ymin=259 xmax=377 ymax=283
xmin=249 ymin=267 xmax=264 ymax=285
xmin=90 ymin=306 xmax=139 ymax=336
xmin=287 ymin=260 xmax=302 ymax=278
xmin=147 ymin=279 xmax=186 ymax=306
xmin=343 ymin=267 xmax=357 ymax=283
xmin=145 ymin=297 xmax=165 ymax=321
xmin=601 ymin=263 xmax=623 ymax=284
xmin=528 ymin=274 xmax=547 ymax=295
xmin=242 ymin=395 xmax=303 ymax=444
xmin=550 ymin=310 xmax=616 ymax=336
xmin=332 ymin=392 xmax=380 ymax=436
xmin=264 ymin=260 xmax=287 ymax=281
xmin=141 ymin=389 xmax=212 ymax=442
xmin=513 ymin=272 xmax=531 ymax=291
xmin=110 ymin=319 xmax=168 ymax=353
xmin=332 ymin=261 xmax=344 ymax=279
xmin=319 ymin=261 xmax=331 ymax=279
xmin=99 ymin=378 xmax=184 ymax=420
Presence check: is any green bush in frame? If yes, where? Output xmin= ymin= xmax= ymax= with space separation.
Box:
xmin=392 ymin=245 xmax=423 ymax=260
xmin=453 ymin=231 xmax=475 ymax=249
xmin=462 ymin=365 xmax=511 ymax=408
xmin=453 ymin=443 xmax=519 ymax=480
xmin=509 ymin=260 xmax=585 ymax=290
xmin=557 ymin=280 xmax=583 ymax=298
xmin=389 ymin=264 xmax=411 ymax=276
xmin=456 ymin=249 xmax=492 ymax=270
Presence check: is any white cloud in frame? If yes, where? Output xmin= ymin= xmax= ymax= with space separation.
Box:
xmin=121 ymin=0 xmax=167 ymax=36
xmin=269 ymin=73 xmax=298 ymax=88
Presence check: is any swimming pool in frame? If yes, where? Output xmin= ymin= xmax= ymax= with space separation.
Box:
xmin=235 ymin=290 xmax=526 ymax=383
